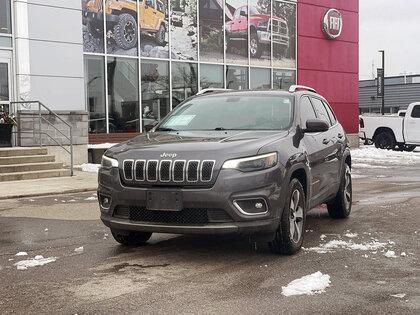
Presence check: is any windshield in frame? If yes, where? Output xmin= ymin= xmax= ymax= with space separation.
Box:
xmin=157 ymin=95 xmax=293 ymax=131
xmin=249 ymin=6 xmax=261 ymax=15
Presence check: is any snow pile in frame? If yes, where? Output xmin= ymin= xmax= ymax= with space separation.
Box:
xmin=305 ymin=239 xmax=386 ymax=253
xmin=281 ymin=272 xmax=331 ymax=296
xmin=14 ymin=255 xmax=57 ymax=270
xmin=351 ymin=147 xmax=420 ymax=166
xmin=88 ymin=143 xmax=118 ymax=149
xmin=384 ymin=250 xmax=397 ymax=258
xmin=75 ymin=163 xmax=100 ymax=173
xmin=15 ymin=252 xmax=28 ymax=256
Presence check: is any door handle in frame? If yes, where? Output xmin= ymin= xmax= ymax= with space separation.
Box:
xmin=238 ymin=21 xmax=242 ymax=23
xmin=322 ymin=139 xmax=330 ymax=145
xmin=338 ymin=133 xmax=343 ymax=139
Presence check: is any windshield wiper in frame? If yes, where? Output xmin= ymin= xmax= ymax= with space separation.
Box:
xmin=155 ymin=127 xmax=178 ymax=131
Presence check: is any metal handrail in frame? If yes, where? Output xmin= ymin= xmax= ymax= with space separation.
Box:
xmin=10 ymin=101 xmax=73 ymax=176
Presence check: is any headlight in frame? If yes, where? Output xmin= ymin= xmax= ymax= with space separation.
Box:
xmin=258 ymin=20 xmax=269 ymax=28
xmin=222 ymin=152 xmax=278 ymax=172
xmin=101 ymin=155 xmax=118 ymax=168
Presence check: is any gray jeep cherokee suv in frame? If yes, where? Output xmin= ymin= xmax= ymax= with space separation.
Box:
xmin=98 ymin=86 xmax=352 ymax=254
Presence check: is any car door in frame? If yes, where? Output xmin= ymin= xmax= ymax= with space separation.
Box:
xmin=310 ymin=97 xmax=341 ymax=194
xmin=299 ymin=96 xmax=325 ymax=203
xmin=404 ymin=104 xmax=420 ymax=144
xmin=237 ymin=6 xmax=248 ymax=35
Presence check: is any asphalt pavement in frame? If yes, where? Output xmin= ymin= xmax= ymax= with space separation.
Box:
xmin=0 ymin=154 xmax=419 ymax=314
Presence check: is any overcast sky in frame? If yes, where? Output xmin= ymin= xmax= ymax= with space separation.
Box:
xmin=359 ymin=0 xmax=420 ymax=80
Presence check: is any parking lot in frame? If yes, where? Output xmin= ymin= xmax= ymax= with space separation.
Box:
xmin=0 ymin=147 xmax=419 ymax=314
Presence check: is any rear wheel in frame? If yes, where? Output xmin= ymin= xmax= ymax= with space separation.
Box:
xmin=327 ymin=164 xmax=352 ymax=218
xmin=269 ymin=178 xmax=306 ymax=255
xmin=374 ymin=130 xmax=396 ymax=150
xmin=113 ymin=13 xmax=138 ymax=50
xmin=87 ymin=21 xmax=103 ymax=38
xmin=111 ymin=230 xmax=152 ymax=246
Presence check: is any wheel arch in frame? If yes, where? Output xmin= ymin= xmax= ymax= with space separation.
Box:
xmin=373 ymin=127 xmax=396 ymax=141
xmin=287 ymin=165 xmax=310 ymax=204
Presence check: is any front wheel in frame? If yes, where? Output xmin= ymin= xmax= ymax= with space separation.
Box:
xmin=155 ymin=24 xmax=166 ymax=46
xmin=113 ymin=13 xmax=138 ymax=50
xmin=111 ymin=230 xmax=152 ymax=246
xmin=250 ymin=32 xmax=262 ymax=58
xmin=269 ymin=178 xmax=306 ymax=255
xmin=327 ymin=164 xmax=352 ymax=218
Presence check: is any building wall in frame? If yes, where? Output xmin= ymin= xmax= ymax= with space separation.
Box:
xmin=14 ymin=0 xmax=84 ymax=111
xmin=297 ymin=0 xmax=359 ymax=134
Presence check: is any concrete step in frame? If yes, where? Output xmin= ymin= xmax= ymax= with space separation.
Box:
xmin=0 ymin=147 xmax=48 ymax=157
xmin=0 ymin=169 xmax=71 ymax=182
xmin=0 ymin=155 xmax=55 ymax=165
xmin=0 ymin=162 xmax=63 ymax=174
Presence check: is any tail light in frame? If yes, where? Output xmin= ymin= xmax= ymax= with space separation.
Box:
xmin=359 ymin=117 xmax=364 ymax=128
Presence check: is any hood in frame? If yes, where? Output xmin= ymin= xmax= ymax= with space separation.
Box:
xmin=106 ymin=130 xmax=288 ymax=161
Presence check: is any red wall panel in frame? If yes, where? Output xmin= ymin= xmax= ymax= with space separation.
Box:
xmin=297 ymin=0 xmax=359 ymax=134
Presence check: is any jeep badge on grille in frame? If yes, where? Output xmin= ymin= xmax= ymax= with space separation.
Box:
xmin=160 ymin=153 xmax=178 ymax=158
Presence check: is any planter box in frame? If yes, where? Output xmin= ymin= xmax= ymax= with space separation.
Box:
xmin=0 ymin=124 xmax=13 ymax=147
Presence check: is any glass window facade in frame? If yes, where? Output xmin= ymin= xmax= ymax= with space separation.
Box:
xmin=107 ymin=57 xmax=139 ymax=133
xmin=141 ymin=59 xmax=170 ymax=132
xmin=82 ymin=0 xmax=297 ymax=134
xmin=84 ymin=55 xmax=106 ymax=133
xmin=0 ymin=0 xmax=12 ymax=34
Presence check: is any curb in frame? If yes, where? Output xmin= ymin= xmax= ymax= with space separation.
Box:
xmin=1 ymin=187 xmax=97 ymax=200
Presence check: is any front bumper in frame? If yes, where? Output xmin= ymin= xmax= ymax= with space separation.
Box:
xmin=98 ymin=165 xmax=286 ymax=236
xmin=83 ymin=9 xmax=119 ymax=24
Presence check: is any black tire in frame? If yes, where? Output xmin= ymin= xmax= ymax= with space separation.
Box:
xmin=250 ymin=32 xmax=262 ymax=58
xmin=327 ymin=164 xmax=352 ymax=219
xmin=113 ymin=13 xmax=138 ymax=50
xmin=269 ymin=178 xmax=306 ymax=255
xmin=399 ymin=144 xmax=416 ymax=152
xmin=155 ymin=24 xmax=166 ymax=46
xmin=111 ymin=230 xmax=152 ymax=246
xmin=374 ymin=130 xmax=396 ymax=150
xmin=87 ymin=21 xmax=103 ymax=38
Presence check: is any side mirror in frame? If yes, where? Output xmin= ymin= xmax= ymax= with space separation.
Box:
xmin=145 ymin=0 xmax=152 ymax=7
xmin=303 ymin=119 xmax=329 ymax=133
xmin=145 ymin=121 xmax=158 ymax=132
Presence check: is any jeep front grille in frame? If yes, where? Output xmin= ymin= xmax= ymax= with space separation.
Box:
xmin=123 ymin=159 xmax=215 ymax=184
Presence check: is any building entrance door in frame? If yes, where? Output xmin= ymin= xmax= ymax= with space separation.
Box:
xmin=0 ymin=58 xmax=11 ymax=114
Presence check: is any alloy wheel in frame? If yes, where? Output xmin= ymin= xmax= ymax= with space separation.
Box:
xmin=344 ymin=167 xmax=351 ymax=209
xmin=124 ymin=21 xmax=135 ymax=43
xmin=289 ymin=189 xmax=304 ymax=243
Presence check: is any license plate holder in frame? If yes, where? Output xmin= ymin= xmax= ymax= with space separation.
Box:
xmin=146 ymin=190 xmax=183 ymax=211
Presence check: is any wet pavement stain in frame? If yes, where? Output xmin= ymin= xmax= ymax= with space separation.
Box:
xmin=103 ymin=262 xmax=171 ymax=273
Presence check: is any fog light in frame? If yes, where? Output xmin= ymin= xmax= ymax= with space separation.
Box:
xmin=99 ymin=194 xmax=111 ymax=209
xmin=233 ymin=198 xmax=268 ymax=215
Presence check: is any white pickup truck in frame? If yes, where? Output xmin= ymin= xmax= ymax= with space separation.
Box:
xmin=359 ymin=102 xmax=420 ymax=151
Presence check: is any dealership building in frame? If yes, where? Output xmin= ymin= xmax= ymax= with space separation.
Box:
xmin=0 ymin=0 xmax=358 ymax=164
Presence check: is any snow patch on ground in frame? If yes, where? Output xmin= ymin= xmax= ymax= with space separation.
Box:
xmin=384 ymin=250 xmax=397 ymax=258
xmin=351 ymin=147 xmax=420 ymax=166
xmin=88 ymin=143 xmax=118 ymax=149
xmin=344 ymin=233 xmax=358 ymax=238
xmin=15 ymin=252 xmax=28 ymax=256
xmin=75 ymin=246 xmax=84 ymax=253
xmin=281 ymin=272 xmax=331 ymax=296
xmin=14 ymin=255 xmax=57 ymax=270
xmin=305 ymin=239 xmax=387 ymax=253
xmin=75 ymin=163 xmax=101 ymax=173
xmin=390 ymin=293 xmax=406 ymax=298
xmin=84 ymin=196 xmax=97 ymax=201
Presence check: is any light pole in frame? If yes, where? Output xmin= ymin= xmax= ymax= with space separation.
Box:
xmin=379 ymin=50 xmax=385 ymax=115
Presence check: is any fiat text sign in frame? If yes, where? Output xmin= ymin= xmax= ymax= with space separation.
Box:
xmin=322 ymin=9 xmax=343 ymax=39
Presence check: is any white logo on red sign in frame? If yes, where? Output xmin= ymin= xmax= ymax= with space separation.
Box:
xmin=322 ymin=9 xmax=343 ymax=39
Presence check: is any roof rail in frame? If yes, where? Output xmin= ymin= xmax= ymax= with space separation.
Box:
xmin=196 ymin=88 xmax=233 ymax=95
xmin=288 ymin=85 xmax=317 ymax=94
